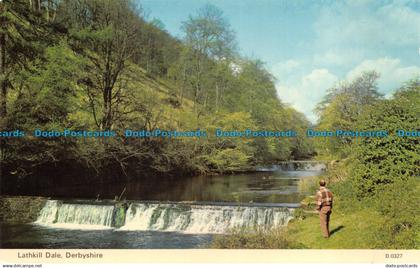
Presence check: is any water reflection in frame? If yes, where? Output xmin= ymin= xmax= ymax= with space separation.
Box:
xmin=6 ymin=162 xmax=325 ymax=205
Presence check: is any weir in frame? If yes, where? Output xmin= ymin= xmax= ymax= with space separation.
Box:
xmin=35 ymin=200 xmax=293 ymax=234
xmin=257 ymin=162 xmax=327 ymax=172
xmin=36 ymin=200 xmax=114 ymax=229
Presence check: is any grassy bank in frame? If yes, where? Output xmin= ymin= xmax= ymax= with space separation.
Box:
xmin=286 ymin=206 xmax=384 ymax=248
xmin=211 ymin=227 xmax=304 ymax=249
xmin=284 ymin=160 xmax=387 ymax=249
xmin=212 ymin=206 xmax=385 ymax=249
xmin=0 ymin=196 xmax=47 ymax=223
xmin=212 ymin=160 xmax=420 ymax=249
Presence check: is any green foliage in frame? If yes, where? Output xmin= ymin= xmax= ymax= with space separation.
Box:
xmin=0 ymin=0 xmax=58 ymax=119
xmin=1 ymin=1 xmax=314 ymax=188
xmin=297 ymin=176 xmax=319 ymax=195
xmin=350 ymin=81 xmax=420 ymax=196
xmin=315 ymin=71 xmax=383 ymax=158
xmin=285 ymin=206 xmax=387 ymax=249
xmin=328 ymin=178 xmax=361 ymax=213
xmin=2 ymin=1 xmax=419 ymax=250
xmin=372 ymin=177 xmax=420 ymax=249
xmin=212 ymin=227 xmax=306 ymax=249
xmin=112 ymin=204 xmax=127 ymax=228
xmin=292 ymin=208 xmax=307 ymax=220
xmin=182 ymin=4 xmax=236 ymax=59
xmin=286 ymin=108 xmax=315 ymax=159
xmin=206 ymin=148 xmax=251 ymax=172
xmin=313 ymin=77 xmax=419 ymax=249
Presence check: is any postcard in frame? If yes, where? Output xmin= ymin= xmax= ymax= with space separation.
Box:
xmin=0 ymin=0 xmax=419 ymax=267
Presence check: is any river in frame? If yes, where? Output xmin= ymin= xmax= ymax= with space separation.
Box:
xmin=0 ymin=162 xmax=325 ymax=249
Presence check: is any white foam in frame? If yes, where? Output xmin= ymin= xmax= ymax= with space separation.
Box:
xmin=35 ymin=200 xmax=114 ymax=230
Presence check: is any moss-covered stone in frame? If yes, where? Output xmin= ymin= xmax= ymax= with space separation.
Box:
xmin=0 ymin=196 xmax=47 ymax=223
xmin=112 ymin=202 xmax=129 ymax=228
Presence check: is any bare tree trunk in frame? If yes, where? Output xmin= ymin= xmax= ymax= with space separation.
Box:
xmin=146 ymin=36 xmax=152 ymax=73
xmin=179 ymin=64 xmax=186 ymax=105
xmin=193 ymin=57 xmax=202 ymax=114
xmin=0 ymin=22 xmax=5 ymax=184
xmin=45 ymin=0 xmax=50 ymax=21
xmin=215 ymin=82 xmax=219 ymax=112
xmin=102 ymin=86 xmax=112 ymax=130
xmin=50 ymin=0 xmax=57 ymax=21
xmin=0 ymin=82 xmax=6 ymax=118
xmin=0 ymin=32 xmax=7 ymax=118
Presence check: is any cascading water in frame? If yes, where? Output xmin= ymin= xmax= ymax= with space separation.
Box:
xmin=120 ymin=203 xmax=293 ymax=234
xmin=35 ymin=200 xmax=114 ymax=229
xmin=257 ymin=162 xmax=326 ymax=172
xmin=35 ymin=200 xmax=293 ymax=234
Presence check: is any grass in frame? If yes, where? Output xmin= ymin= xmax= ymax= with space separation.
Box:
xmin=212 ymin=178 xmax=418 ymax=249
xmin=212 ymin=160 xmax=419 ymax=249
xmin=286 ymin=206 xmax=384 ymax=249
xmin=211 ymin=227 xmax=306 ymax=249
xmin=211 ymin=204 xmax=385 ymax=249
xmin=286 ymin=160 xmax=386 ymax=248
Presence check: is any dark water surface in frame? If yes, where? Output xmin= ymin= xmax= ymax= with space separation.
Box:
xmin=15 ymin=162 xmax=325 ymax=204
xmin=0 ymin=223 xmax=212 ymax=249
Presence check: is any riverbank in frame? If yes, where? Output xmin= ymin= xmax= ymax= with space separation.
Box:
xmin=212 ymin=199 xmax=384 ymax=249
xmin=211 ymin=205 xmax=385 ymax=249
xmin=0 ymin=196 xmax=47 ymax=223
xmin=211 ymin=160 xmax=368 ymax=249
xmin=285 ymin=205 xmax=385 ymax=248
xmin=212 ymin=160 xmax=420 ymax=249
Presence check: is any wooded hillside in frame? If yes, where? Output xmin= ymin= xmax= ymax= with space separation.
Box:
xmin=0 ymin=0 xmax=314 ymax=189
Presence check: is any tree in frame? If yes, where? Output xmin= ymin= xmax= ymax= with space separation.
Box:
xmin=58 ymin=0 xmax=140 ymax=130
xmin=0 ymin=0 xmax=59 ymax=181
xmin=351 ymin=79 xmax=420 ymax=196
xmin=315 ymin=71 xmax=383 ymax=157
xmin=136 ymin=21 xmax=180 ymax=77
xmin=180 ymin=4 xmax=236 ymax=111
xmin=4 ymin=43 xmax=82 ymax=179
xmin=1 ymin=0 xmax=319 ymax=191
xmin=0 ymin=0 xmax=55 ymax=119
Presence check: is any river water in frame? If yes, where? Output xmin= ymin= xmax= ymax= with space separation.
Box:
xmin=0 ymin=162 xmax=325 ymax=249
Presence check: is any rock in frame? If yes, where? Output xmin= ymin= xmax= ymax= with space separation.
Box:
xmin=0 ymin=196 xmax=47 ymax=223
xmin=111 ymin=201 xmax=129 ymax=228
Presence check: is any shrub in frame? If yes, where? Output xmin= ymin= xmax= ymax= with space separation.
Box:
xmin=350 ymin=82 xmax=420 ymax=197
xmin=329 ymin=178 xmax=362 ymax=213
xmin=372 ymin=177 xmax=420 ymax=249
xmin=212 ymin=227 xmax=307 ymax=249
xmin=297 ymin=176 xmax=319 ymax=194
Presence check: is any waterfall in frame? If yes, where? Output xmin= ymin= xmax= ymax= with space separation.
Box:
xmin=35 ymin=200 xmax=293 ymax=234
xmin=35 ymin=200 xmax=114 ymax=229
xmin=257 ymin=161 xmax=326 ymax=172
xmin=120 ymin=203 xmax=293 ymax=234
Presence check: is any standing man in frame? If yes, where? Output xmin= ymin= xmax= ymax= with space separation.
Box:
xmin=316 ymin=179 xmax=333 ymax=238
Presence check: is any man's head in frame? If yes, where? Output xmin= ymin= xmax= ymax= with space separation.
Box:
xmin=319 ymin=179 xmax=326 ymax=187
